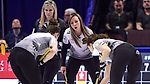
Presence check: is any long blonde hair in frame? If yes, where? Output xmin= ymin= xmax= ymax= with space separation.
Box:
xmin=39 ymin=0 xmax=57 ymax=28
xmin=69 ymin=13 xmax=90 ymax=47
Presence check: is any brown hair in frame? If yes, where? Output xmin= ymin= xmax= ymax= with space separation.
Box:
xmin=69 ymin=13 xmax=90 ymax=47
xmin=82 ymin=34 xmax=109 ymax=45
xmin=46 ymin=19 xmax=60 ymax=34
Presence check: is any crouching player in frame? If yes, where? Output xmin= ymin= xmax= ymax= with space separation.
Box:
xmin=9 ymin=21 xmax=60 ymax=84
xmin=83 ymin=34 xmax=142 ymax=84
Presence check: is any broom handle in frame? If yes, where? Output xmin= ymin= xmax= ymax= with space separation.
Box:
xmin=64 ymin=72 xmax=68 ymax=84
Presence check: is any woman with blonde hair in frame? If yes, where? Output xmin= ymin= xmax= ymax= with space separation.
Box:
xmin=34 ymin=0 xmax=66 ymax=84
xmin=34 ymin=0 xmax=66 ymax=41
xmin=38 ymin=0 xmax=57 ymax=29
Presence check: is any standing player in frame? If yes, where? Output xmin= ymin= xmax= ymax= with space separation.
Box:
xmin=60 ymin=13 xmax=100 ymax=84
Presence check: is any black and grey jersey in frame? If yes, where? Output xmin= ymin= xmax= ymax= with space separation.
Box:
xmin=15 ymin=33 xmax=57 ymax=59
xmin=93 ymin=39 xmax=125 ymax=53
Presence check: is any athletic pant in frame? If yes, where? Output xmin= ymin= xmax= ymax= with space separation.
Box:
xmin=9 ymin=47 xmax=42 ymax=84
xmin=110 ymin=43 xmax=142 ymax=84
xmin=66 ymin=56 xmax=100 ymax=84
xmin=39 ymin=54 xmax=61 ymax=84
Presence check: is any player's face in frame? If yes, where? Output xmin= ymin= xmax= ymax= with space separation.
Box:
xmin=53 ymin=33 xmax=60 ymax=40
xmin=44 ymin=5 xmax=54 ymax=20
xmin=70 ymin=16 xmax=81 ymax=32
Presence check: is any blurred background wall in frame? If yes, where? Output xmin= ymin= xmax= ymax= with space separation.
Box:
xmin=2 ymin=0 xmax=92 ymax=36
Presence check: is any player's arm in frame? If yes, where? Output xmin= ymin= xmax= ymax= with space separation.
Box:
xmin=99 ymin=43 xmax=111 ymax=62
xmin=100 ymin=64 xmax=111 ymax=84
xmin=42 ymin=37 xmax=58 ymax=63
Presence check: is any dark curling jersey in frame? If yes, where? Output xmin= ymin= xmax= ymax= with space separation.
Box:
xmin=15 ymin=33 xmax=57 ymax=59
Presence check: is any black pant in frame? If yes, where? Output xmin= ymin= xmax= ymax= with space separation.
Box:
xmin=39 ymin=54 xmax=61 ymax=84
xmin=110 ymin=43 xmax=142 ymax=84
xmin=9 ymin=47 xmax=42 ymax=84
xmin=66 ymin=56 xmax=100 ymax=84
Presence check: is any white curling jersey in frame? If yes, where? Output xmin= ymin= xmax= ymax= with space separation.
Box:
xmin=63 ymin=27 xmax=93 ymax=60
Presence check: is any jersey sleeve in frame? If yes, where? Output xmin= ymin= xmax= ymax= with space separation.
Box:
xmin=49 ymin=35 xmax=58 ymax=49
xmin=62 ymin=29 xmax=70 ymax=44
xmin=61 ymin=28 xmax=71 ymax=66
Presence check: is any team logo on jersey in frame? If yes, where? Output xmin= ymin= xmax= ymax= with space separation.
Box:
xmin=32 ymin=41 xmax=38 ymax=51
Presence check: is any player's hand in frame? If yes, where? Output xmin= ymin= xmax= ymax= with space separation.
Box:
xmin=60 ymin=66 xmax=66 ymax=74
